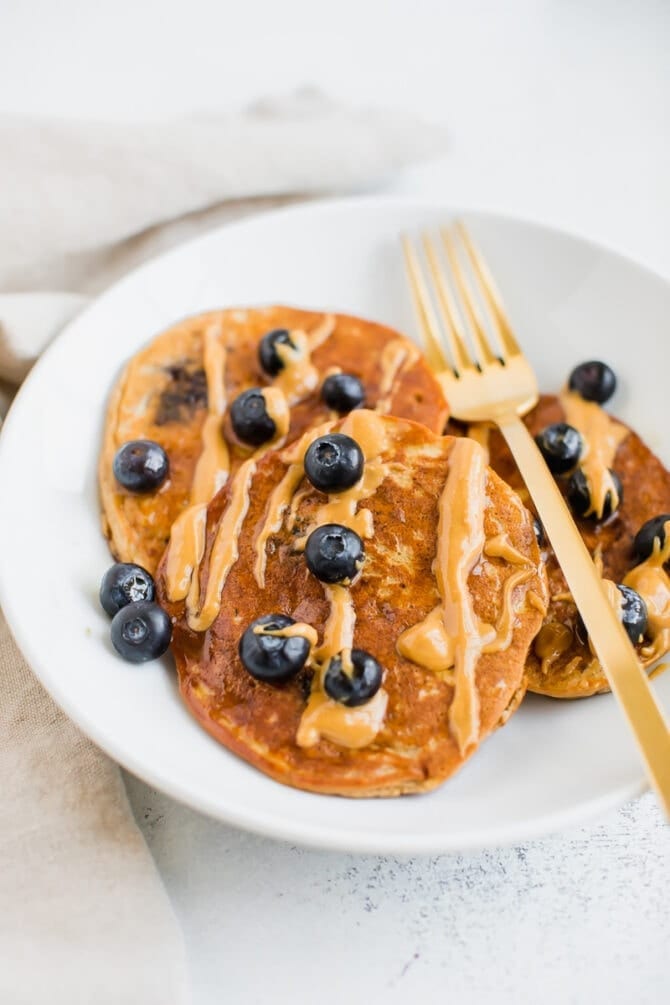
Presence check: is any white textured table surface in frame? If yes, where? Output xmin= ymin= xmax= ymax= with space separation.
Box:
xmin=3 ymin=1 xmax=669 ymax=1001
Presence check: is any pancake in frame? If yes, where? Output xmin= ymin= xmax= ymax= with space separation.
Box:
xmin=453 ymin=394 xmax=670 ymax=698
xmin=100 ymin=306 xmax=449 ymax=574
xmin=156 ymin=411 xmax=548 ymax=797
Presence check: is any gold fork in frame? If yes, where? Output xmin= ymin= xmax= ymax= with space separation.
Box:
xmin=402 ymin=222 xmax=670 ymax=817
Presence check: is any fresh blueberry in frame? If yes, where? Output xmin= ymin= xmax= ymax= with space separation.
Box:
xmin=100 ymin=563 xmax=155 ymax=617
xmin=113 ymin=440 xmax=169 ymax=492
xmin=230 ymin=388 xmax=276 ymax=446
xmin=568 ymin=361 xmax=617 ymax=404
xmin=633 ymin=514 xmax=670 ymax=563
xmin=323 ymin=649 xmax=383 ymax=707
xmin=238 ymin=614 xmax=312 ymax=683
xmin=567 ymin=468 xmax=622 ymax=521
xmin=577 ymin=584 xmax=648 ymax=647
xmin=618 ymin=585 xmax=648 ymax=645
xmin=321 ymin=373 xmax=365 ymax=413
xmin=535 ymin=423 xmax=583 ymax=475
xmin=533 ymin=517 xmax=546 ymax=548
xmin=110 ymin=601 xmax=172 ymax=663
xmin=304 ymin=523 xmax=365 ymax=583
xmin=258 ymin=329 xmax=295 ymax=376
xmin=304 ymin=433 xmax=364 ymax=493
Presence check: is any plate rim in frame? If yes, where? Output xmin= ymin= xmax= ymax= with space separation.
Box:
xmin=1 ymin=194 xmax=664 ymax=853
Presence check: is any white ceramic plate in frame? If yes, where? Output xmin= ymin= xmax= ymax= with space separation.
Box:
xmin=1 ymin=198 xmax=668 ymax=853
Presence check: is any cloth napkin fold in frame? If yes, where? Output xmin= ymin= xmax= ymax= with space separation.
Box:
xmin=0 ymin=92 xmax=447 ymax=1003
xmin=0 ymin=90 xmax=447 ymax=392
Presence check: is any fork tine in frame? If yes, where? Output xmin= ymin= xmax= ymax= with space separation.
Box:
xmin=401 ymin=236 xmax=451 ymax=374
xmin=455 ymin=221 xmax=522 ymax=358
xmin=441 ymin=228 xmax=500 ymax=368
xmin=422 ymin=234 xmax=475 ymax=375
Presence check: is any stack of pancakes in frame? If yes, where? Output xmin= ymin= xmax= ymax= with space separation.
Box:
xmin=99 ymin=306 xmax=670 ymax=796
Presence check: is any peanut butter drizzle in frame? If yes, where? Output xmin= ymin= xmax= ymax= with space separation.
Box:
xmin=295 ymin=410 xmax=395 ymax=749
xmin=254 ymin=622 xmax=319 ymax=647
xmin=484 ymin=533 xmax=529 ymax=566
xmin=467 ymin=423 xmax=491 ymax=465
xmin=439 ymin=441 xmax=489 ymax=753
xmin=166 ymin=320 xmax=230 ymax=602
xmin=397 ymin=606 xmax=454 ymax=672
xmin=527 ymin=590 xmax=549 ymax=616
xmin=312 ymin=584 xmax=356 ymax=667
xmin=395 ymin=440 xmax=492 ymax=753
xmin=374 ymin=339 xmax=419 ymax=413
xmin=295 ymin=410 xmax=395 ymax=549
xmin=559 ymin=389 xmax=627 ymax=519
xmin=252 ymin=421 xmax=336 ymax=589
xmin=260 ymin=387 xmax=290 ymax=440
xmin=483 ymin=568 xmax=535 ymax=654
xmin=170 ymin=331 xmax=302 ymax=613
xmin=623 ymin=522 xmax=670 ymax=662
xmin=275 ymin=315 xmax=335 ymax=404
xmin=533 ymin=622 xmax=573 ymax=675
xmin=296 ymin=689 xmax=388 ymax=749
xmin=186 ymin=457 xmax=257 ymax=632
xmin=295 ymin=583 xmax=387 ymax=750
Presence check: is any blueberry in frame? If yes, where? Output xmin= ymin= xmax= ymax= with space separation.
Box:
xmin=321 ymin=373 xmax=365 ymax=413
xmin=323 ymin=649 xmax=383 ymax=707
xmin=110 ymin=601 xmax=172 ymax=663
xmin=533 ymin=517 xmax=546 ymax=548
xmin=567 ymin=468 xmax=622 ymax=521
xmin=100 ymin=563 xmax=155 ymax=617
xmin=618 ymin=585 xmax=648 ymax=645
xmin=113 ymin=440 xmax=169 ymax=492
xmin=568 ymin=361 xmax=617 ymax=404
xmin=535 ymin=423 xmax=583 ymax=475
xmin=304 ymin=523 xmax=365 ymax=583
xmin=577 ymin=584 xmax=647 ymax=647
xmin=230 ymin=388 xmax=276 ymax=446
xmin=258 ymin=329 xmax=295 ymax=376
xmin=238 ymin=614 xmax=312 ymax=683
xmin=633 ymin=514 xmax=670 ymax=563
xmin=304 ymin=433 xmax=364 ymax=493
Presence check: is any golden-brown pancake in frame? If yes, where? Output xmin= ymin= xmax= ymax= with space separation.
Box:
xmin=100 ymin=306 xmax=449 ymax=574
xmin=452 ymin=394 xmax=670 ymax=698
xmin=157 ymin=411 xmax=548 ymax=797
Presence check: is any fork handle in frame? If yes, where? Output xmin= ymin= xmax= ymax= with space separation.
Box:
xmin=497 ymin=412 xmax=670 ymax=818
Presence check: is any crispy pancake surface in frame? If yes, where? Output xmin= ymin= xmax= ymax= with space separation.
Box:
xmin=157 ymin=413 xmax=547 ymax=797
xmin=455 ymin=395 xmax=670 ymax=697
xmin=100 ymin=307 xmax=448 ymax=574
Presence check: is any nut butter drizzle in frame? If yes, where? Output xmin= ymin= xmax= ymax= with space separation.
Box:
xmin=407 ymin=439 xmax=490 ymax=753
xmin=296 ymin=584 xmax=389 ymax=750
xmin=275 ymin=315 xmax=335 ymax=404
xmin=533 ymin=622 xmax=574 ymax=675
xmin=252 ymin=420 xmax=335 ymax=588
xmin=374 ymin=339 xmax=420 ymax=414
xmin=559 ymin=389 xmax=627 ymax=519
xmin=396 ymin=439 xmax=536 ymax=754
xmin=166 ymin=320 xmax=230 ymax=602
xmin=295 ymin=411 xmax=394 ymax=748
xmin=466 ymin=423 xmax=491 ymax=465
xmin=168 ymin=315 xmax=333 ymax=614
xmin=624 ymin=521 xmax=670 ymax=662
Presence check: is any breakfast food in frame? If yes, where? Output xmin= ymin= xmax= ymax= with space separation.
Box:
xmin=453 ymin=360 xmax=670 ymax=697
xmin=98 ymin=298 xmax=667 ymax=797
xmin=155 ymin=411 xmax=548 ymax=796
xmin=99 ymin=306 xmax=448 ymax=575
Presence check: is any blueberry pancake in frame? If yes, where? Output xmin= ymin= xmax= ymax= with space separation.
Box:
xmin=156 ymin=411 xmax=548 ymax=797
xmin=453 ymin=363 xmax=670 ymax=698
xmin=100 ymin=307 xmax=449 ymax=575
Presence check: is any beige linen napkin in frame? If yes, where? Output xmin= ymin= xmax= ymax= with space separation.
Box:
xmin=0 ymin=92 xmax=446 ymax=1003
